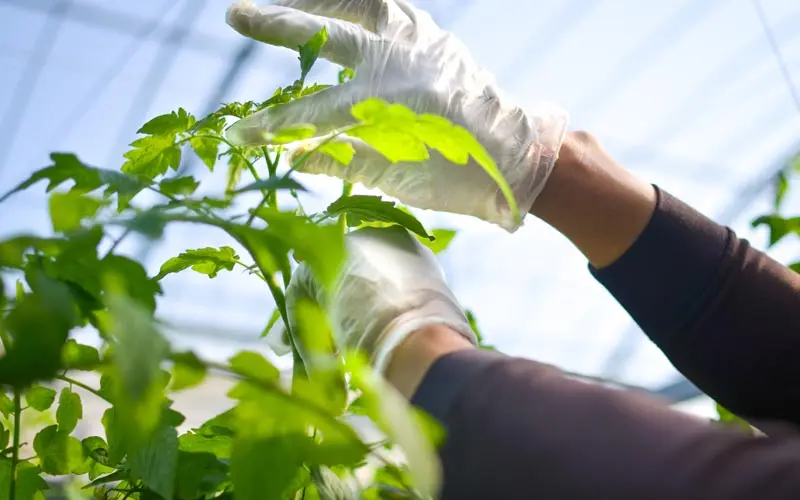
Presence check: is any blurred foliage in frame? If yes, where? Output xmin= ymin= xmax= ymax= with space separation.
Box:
xmin=0 ymin=30 xmax=507 ymax=500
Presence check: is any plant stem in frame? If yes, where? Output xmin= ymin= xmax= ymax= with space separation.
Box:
xmin=104 ymin=226 xmax=132 ymax=258
xmin=338 ymin=182 xmax=353 ymax=233
xmin=9 ymin=389 xmax=20 ymax=500
xmin=204 ymin=357 xmax=370 ymax=456
xmin=55 ymin=375 xmax=109 ymax=403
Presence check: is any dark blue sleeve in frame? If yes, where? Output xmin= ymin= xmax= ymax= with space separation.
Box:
xmin=591 ymin=187 xmax=800 ymax=425
xmin=412 ymin=349 xmax=800 ymax=500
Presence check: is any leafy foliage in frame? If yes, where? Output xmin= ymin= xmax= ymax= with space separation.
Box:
xmin=0 ymin=28 xmax=505 ymax=500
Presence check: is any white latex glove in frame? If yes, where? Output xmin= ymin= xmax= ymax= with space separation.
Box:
xmin=282 ymin=226 xmax=477 ymax=374
xmin=225 ymin=0 xmax=568 ymax=231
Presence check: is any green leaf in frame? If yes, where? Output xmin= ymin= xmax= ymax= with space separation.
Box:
xmin=103 ymin=254 xmax=162 ymax=312
xmin=179 ymin=433 xmax=232 ymax=460
xmin=190 ymin=135 xmax=220 ymax=171
xmin=291 ymin=299 xmax=347 ymax=415
xmin=175 ymin=451 xmax=229 ymax=498
xmin=228 ymin=351 xmax=280 ymax=385
xmin=318 ymin=141 xmax=355 ymax=167
xmin=138 ymin=108 xmax=195 ymax=136
xmin=0 ymin=392 xmax=13 ymax=417
xmin=271 ymin=124 xmax=316 ymax=144
xmin=61 ymin=339 xmax=101 ymax=371
xmin=229 ymin=382 xmax=367 ymax=467
xmin=326 ymin=195 xmax=432 ymax=240
xmin=213 ymin=101 xmax=258 ymax=120
xmin=0 ymin=423 xmax=8 ymax=451
xmin=752 ymin=215 xmax=800 ymax=246
xmin=57 ymin=388 xmax=83 ymax=433
xmin=128 ymin=425 xmax=179 ymax=500
xmin=235 ymin=176 xmax=307 ymax=194
xmin=225 ymin=153 xmax=246 ymax=196
xmin=33 ymin=424 xmax=85 ymax=475
xmin=122 ymin=134 xmax=181 ymax=180
xmin=127 ymin=211 xmax=293 ymax=287
xmin=24 ymin=385 xmax=57 ymax=411
xmin=0 ymin=236 xmax=63 ymax=269
xmin=299 ymin=27 xmax=328 ymax=82
xmin=0 ymin=275 xmax=76 ymax=387
xmin=715 ymin=403 xmax=753 ymax=433
xmin=81 ymin=436 xmax=113 ymax=477
xmin=417 ymin=228 xmax=456 ymax=254
xmin=344 ymin=353 xmax=440 ymax=496
xmin=338 ymin=68 xmax=355 ymax=84
xmin=349 ymin=124 xmax=429 ymax=163
xmin=231 ymin=435 xmax=306 ymax=500
xmin=169 ymin=351 xmax=207 ymax=392
xmin=464 ymin=309 xmax=491 ymax=349
xmin=159 ymin=176 xmax=200 ymax=197
xmin=310 ymin=467 xmax=360 ymax=500
xmin=351 ymin=99 xmax=520 ymax=222
xmin=252 ymin=211 xmax=346 ymax=289
xmin=774 ymin=170 xmax=789 ymax=210
xmin=101 ymin=408 xmax=125 ymax=465
xmin=790 ymin=261 xmax=799 ymax=273
xmin=155 ymin=246 xmax=240 ymax=280
xmin=261 ymin=308 xmax=282 ymax=338
xmin=0 ymin=153 xmax=146 ymax=211
xmin=0 ymin=460 xmax=48 ymax=500
xmin=106 ymin=291 xmax=170 ymax=453
xmin=48 ymin=192 xmax=106 ymax=233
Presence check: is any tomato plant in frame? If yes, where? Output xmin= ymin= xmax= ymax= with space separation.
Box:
xmin=0 ymin=30 xmax=507 ymax=500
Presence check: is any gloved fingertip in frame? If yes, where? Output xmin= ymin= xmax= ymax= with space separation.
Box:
xmin=265 ymin=326 xmax=293 ymax=356
xmin=225 ymin=119 xmax=265 ymax=146
xmin=226 ymin=0 xmax=257 ymax=28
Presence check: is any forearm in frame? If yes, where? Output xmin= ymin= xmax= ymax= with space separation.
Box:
xmin=533 ymin=133 xmax=800 ymax=424
xmin=530 ymin=131 xmax=657 ymax=269
xmin=401 ymin=338 xmax=800 ymax=500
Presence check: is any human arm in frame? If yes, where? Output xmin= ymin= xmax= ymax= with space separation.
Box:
xmin=394 ymin=329 xmax=800 ymax=500
xmin=285 ymin=226 xmax=800 ymax=500
xmin=534 ymin=132 xmax=800 ymax=426
xmin=224 ymin=0 xmax=800 ymax=427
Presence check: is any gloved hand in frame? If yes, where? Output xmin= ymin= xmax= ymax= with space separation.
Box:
xmin=225 ymin=0 xmax=568 ymax=231
xmin=280 ymin=226 xmax=477 ymax=374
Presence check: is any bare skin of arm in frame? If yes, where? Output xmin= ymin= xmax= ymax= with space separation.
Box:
xmin=386 ymin=131 xmax=653 ymax=397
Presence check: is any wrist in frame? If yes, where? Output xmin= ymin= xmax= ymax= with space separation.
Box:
xmin=529 ymin=131 xmax=657 ymax=268
xmin=383 ymin=324 xmax=475 ymax=400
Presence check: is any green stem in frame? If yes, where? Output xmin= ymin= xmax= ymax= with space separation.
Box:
xmin=104 ymin=226 xmax=132 ymax=258
xmin=146 ymin=186 xmax=214 ymax=219
xmin=338 ymin=182 xmax=353 ymax=234
xmin=55 ymin=375 xmax=109 ymax=403
xmin=203 ymin=357 xmax=369 ymax=456
xmin=249 ymin=133 xmax=344 ymax=225
xmin=9 ymin=389 xmax=20 ymax=500
xmin=234 ymin=261 xmax=265 ymax=281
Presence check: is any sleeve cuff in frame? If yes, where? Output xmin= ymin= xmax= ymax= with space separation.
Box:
xmin=589 ymin=186 xmax=732 ymax=343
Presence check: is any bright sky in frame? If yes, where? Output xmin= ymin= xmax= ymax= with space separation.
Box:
xmin=0 ymin=0 xmax=799 ymax=415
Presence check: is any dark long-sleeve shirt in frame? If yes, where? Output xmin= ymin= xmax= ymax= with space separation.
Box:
xmin=411 ymin=187 xmax=800 ymax=499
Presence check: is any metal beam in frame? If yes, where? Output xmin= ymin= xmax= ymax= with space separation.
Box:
xmin=176 ymin=40 xmax=259 ymax=177
xmin=108 ymin=0 xmax=209 ymax=165
xmin=0 ymin=0 xmax=231 ymax=58
xmin=0 ymin=0 xmax=70 ymax=183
